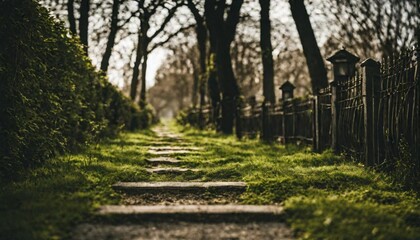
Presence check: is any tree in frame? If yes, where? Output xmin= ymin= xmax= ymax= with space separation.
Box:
xmin=100 ymin=0 xmax=121 ymax=73
xmin=324 ymin=0 xmax=419 ymax=58
xmin=289 ymin=0 xmax=328 ymax=93
xmin=186 ymin=0 xmax=208 ymax=127
xmin=79 ymin=0 xmax=90 ymax=54
xmin=129 ymin=0 xmax=190 ymax=107
xmin=259 ymin=0 xmax=275 ymax=104
xmin=67 ymin=0 xmax=76 ymax=35
xmin=205 ymin=0 xmax=243 ymax=134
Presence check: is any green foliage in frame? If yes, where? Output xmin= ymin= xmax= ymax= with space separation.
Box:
xmin=390 ymin=139 xmax=420 ymax=191
xmin=176 ymin=108 xmax=201 ymax=127
xmin=0 ymin=129 xmax=155 ymax=239
xmin=136 ymin=103 xmax=156 ymax=129
xmin=0 ymin=0 xmax=143 ymax=180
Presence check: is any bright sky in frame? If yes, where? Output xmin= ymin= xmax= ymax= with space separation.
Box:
xmin=145 ymin=48 xmax=167 ymax=88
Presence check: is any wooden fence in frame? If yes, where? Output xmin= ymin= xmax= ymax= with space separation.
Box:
xmin=236 ymin=97 xmax=314 ymax=144
xmin=188 ymin=47 xmax=419 ymax=175
xmin=316 ymin=48 xmax=420 ymax=172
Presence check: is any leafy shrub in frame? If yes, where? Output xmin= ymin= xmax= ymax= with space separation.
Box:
xmin=0 ymin=0 xmax=144 ymax=180
xmin=177 ymin=108 xmax=200 ymax=126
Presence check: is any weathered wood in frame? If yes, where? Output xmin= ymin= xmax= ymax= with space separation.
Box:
xmin=330 ymin=80 xmax=340 ymax=153
xmin=361 ymin=58 xmax=381 ymax=167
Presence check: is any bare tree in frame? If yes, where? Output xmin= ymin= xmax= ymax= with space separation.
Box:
xmin=130 ymin=0 xmax=191 ymax=107
xmin=325 ymin=0 xmax=419 ymax=58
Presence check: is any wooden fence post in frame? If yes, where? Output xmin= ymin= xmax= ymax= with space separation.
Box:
xmin=412 ymin=47 xmax=419 ymax=170
xmin=235 ymin=98 xmax=243 ymax=139
xmin=280 ymin=81 xmax=296 ymax=144
xmin=261 ymin=101 xmax=272 ymax=141
xmin=330 ymin=80 xmax=340 ymax=152
xmin=361 ymin=59 xmax=381 ymax=167
xmin=313 ymin=95 xmax=320 ymax=151
xmin=282 ymin=100 xmax=288 ymax=144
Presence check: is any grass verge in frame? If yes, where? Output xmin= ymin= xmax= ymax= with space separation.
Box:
xmin=176 ymin=123 xmax=420 ymax=240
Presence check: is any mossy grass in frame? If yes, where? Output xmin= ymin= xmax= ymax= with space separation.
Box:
xmin=175 ymin=122 xmax=420 ymax=239
xmin=0 ymin=122 xmax=419 ymax=239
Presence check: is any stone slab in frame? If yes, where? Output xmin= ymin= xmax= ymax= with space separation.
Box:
xmin=145 ymin=157 xmax=181 ymax=165
xmin=145 ymin=167 xmax=199 ymax=174
xmin=97 ymin=205 xmax=284 ymax=222
xmin=112 ymin=181 xmax=247 ymax=193
xmin=148 ymin=146 xmax=202 ymax=151
xmin=147 ymin=149 xmax=192 ymax=155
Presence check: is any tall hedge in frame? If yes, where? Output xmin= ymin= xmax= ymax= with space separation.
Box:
xmin=0 ymin=0 xmax=144 ymax=180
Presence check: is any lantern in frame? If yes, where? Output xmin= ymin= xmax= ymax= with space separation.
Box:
xmin=280 ymin=81 xmax=295 ymax=101
xmin=327 ymin=48 xmax=360 ymax=79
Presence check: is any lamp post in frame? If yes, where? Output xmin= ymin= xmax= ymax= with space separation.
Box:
xmin=279 ymin=81 xmax=296 ymax=144
xmin=326 ymin=47 xmax=360 ymax=152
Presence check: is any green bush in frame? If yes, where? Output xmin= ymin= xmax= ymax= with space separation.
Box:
xmin=0 ymin=0 xmax=143 ymax=180
xmin=177 ymin=108 xmax=200 ymax=127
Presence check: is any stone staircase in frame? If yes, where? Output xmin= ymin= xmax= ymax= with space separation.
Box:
xmin=72 ymin=125 xmax=293 ymax=239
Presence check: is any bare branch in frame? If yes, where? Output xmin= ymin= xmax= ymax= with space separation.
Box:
xmin=149 ymin=23 xmax=196 ymax=53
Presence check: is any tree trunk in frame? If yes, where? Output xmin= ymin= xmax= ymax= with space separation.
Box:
xmin=205 ymin=0 xmax=221 ymax=128
xmin=216 ymin=42 xmax=239 ymax=134
xmin=100 ymin=0 xmax=120 ymax=73
xmin=186 ymin=0 xmax=208 ymax=125
xmin=191 ymin=60 xmax=199 ymax=108
xmin=289 ymin=0 xmax=328 ymax=92
xmin=67 ymin=0 xmax=76 ymax=35
xmin=139 ymin=29 xmax=149 ymax=109
xmin=259 ymin=0 xmax=275 ymax=104
xmin=204 ymin=0 xmax=243 ymax=134
xmin=79 ymin=0 xmax=90 ymax=54
xmin=130 ymin=32 xmax=143 ymax=100
xmin=196 ymin=26 xmax=207 ymax=128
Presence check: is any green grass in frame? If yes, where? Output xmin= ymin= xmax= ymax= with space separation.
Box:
xmin=0 ymin=122 xmax=419 ymax=239
xmin=175 ymin=123 xmax=420 ymax=240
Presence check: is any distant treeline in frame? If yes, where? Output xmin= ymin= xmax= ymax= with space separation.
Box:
xmin=0 ymin=0 xmax=149 ymax=180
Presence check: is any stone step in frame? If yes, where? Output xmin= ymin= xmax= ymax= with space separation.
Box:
xmin=112 ymin=182 xmax=247 ymax=193
xmin=145 ymin=167 xmax=199 ymax=174
xmin=97 ymin=205 xmax=285 ymax=222
xmin=148 ymin=146 xmax=202 ymax=151
xmin=147 ymin=149 xmax=192 ymax=155
xmin=145 ymin=157 xmax=181 ymax=165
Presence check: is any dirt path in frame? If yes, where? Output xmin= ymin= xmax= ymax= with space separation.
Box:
xmin=72 ymin=123 xmax=293 ymax=240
